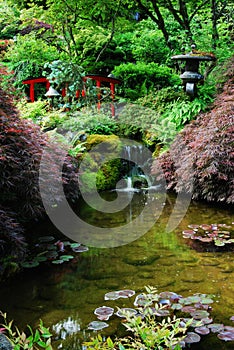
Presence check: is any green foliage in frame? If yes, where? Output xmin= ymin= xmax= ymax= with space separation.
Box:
xmin=59 ymin=109 xmax=118 ymax=135
xmin=0 ymin=311 xmax=53 ymax=350
xmin=43 ymin=60 xmax=85 ymax=93
xmin=0 ymin=1 xmax=20 ymax=39
xmin=113 ymin=62 xmax=180 ymax=99
xmin=17 ymin=99 xmax=70 ymax=130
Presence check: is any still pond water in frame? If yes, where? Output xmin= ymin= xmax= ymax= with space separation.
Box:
xmin=0 ymin=190 xmax=233 ymax=349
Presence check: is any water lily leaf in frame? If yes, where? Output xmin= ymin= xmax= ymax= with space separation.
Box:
xmin=217 ymin=331 xmax=234 ymax=341
xmin=115 ymin=308 xmax=138 ymax=318
xmin=94 ymin=306 xmax=114 ymax=321
xmin=190 ymin=310 xmax=210 ymax=319
xmin=134 ymin=294 xmax=153 ymax=307
xmin=155 ymin=309 xmax=170 ymax=317
xmin=52 ymin=259 xmax=64 ymax=264
xmin=207 ymin=323 xmax=224 ymax=333
xmin=70 ymin=243 xmax=81 ymax=248
xmin=201 ymin=317 xmax=213 ymax=325
xmin=214 ymin=239 xmax=225 ymax=247
xmin=159 ymin=291 xmax=180 ymax=300
xmin=171 ymin=303 xmax=182 ymax=310
xmin=21 ymin=261 xmax=39 ymax=268
xmin=199 ymin=296 xmax=214 ymax=304
xmin=72 ymin=245 xmax=89 ymax=253
xmin=184 ymin=332 xmax=201 ymax=343
xmin=179 ymin=295 xmax=201 ymax=305
xmin=104 ymin=291 xmax=121 ymax=300
xmin=181 ymin=306 xmax=196 ymax=313
xmin=87 ymin=321 xmax=109 ymax=331
xmin=195 ymin=326 xmax=210 ymax=335
xmin=118 ymin=290 xmax=135 ymax=298
xmin=200 ymin=224 xmax=212 ymax=231
xmin=60 ymin=255 xmax=74 ymax=261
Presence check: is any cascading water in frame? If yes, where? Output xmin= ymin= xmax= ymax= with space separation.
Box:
xmin=120 ymin=143 xmax=152 ymax=191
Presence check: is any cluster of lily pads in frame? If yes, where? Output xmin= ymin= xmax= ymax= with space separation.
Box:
xmin=87 ymin=287 xmax=234 ymax=346
xmin=21 ymin=236 xmax=89 ymax=268
xmin=182 ymin=223 xmax=234 ymax=247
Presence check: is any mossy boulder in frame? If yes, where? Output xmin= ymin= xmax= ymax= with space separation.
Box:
xmin=79 ymin=134 xmax=122 ymax=192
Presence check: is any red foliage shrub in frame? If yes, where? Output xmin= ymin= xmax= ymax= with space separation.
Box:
xmin=0 ymin=68 xmax=79 ymax=269
xmin=152 ymin=58 xmax=234 ymax=204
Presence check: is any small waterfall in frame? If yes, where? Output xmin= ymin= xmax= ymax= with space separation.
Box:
xmin=127 ymin=176 xmax=133 ymax=189
xmin=120 ymin=144 xmax=152 ymax=191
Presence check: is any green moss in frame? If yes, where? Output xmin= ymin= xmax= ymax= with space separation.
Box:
xmin=79 ymin=134 xmax=122 ymax=192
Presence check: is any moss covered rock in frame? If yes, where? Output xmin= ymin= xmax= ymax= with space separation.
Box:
xmin=79 ymin=134 xmax=122 ymax=192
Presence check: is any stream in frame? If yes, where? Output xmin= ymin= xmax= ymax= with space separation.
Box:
xmin=0 ymin=190 xmax=233 ymax=349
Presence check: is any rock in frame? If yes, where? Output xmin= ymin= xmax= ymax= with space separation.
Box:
xmin=0 ymin=334 xmax=13 ymax=350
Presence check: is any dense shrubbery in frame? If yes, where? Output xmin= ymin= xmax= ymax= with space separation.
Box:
xmin=152 ymin=58 xmax=234 ymax=204
xmin=113 ymin=62 xmax=180 ymax=100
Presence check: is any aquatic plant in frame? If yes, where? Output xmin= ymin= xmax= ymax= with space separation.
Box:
xmin=182 ymin=223 xmax=234 ymax=249
xmin=21 ymin=236 xmax=89 ymax=268
xmin=84 ymin=286 xmax=234 ymax=349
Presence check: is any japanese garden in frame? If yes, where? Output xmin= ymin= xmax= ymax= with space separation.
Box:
xmin=0 ymin=0 xmax=233 ymax=349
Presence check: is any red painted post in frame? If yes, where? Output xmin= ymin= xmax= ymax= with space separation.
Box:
xmin=96 ymin=80 xmax=101 ymax=110
xmin=29 ymin=83 xmax=35 ymax=102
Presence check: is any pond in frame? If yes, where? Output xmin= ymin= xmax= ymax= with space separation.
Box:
xmin=0 ymin=190 xmax=233 ymax=349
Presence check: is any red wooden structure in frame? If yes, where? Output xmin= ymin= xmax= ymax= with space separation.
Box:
xmin=23 ymin=74 xmax=121 ymax=116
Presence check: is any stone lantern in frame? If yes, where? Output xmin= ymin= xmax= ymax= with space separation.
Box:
xmin=171 ymin=44 xmax=216 ymax=97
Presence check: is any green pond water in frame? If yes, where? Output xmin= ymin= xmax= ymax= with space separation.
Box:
xmin=0 ymin=191 xmax=233 ymax=349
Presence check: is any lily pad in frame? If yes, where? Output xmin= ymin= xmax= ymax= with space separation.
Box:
xmin=155 ymin=309 xmax=170 ymax=317
xmin=60 ymin=255 xmax=74 ymax=261
xmin=21 ymin=261 xmax=39 ymax=268
xmin=72 ymin=245 xmax=89 ymax=253
xmin=195 ymin=326 xmax=210 ymax=335
xmin=214 ymin=239 xmax=225 ymax=247
xmin=207 ymin=323 xmax=224 ymax=333
xmin=171 ymin=303 xmax=182 ymax=310
xmin=190 ymin=310 xmax=210 ymax=320
xmin=118 ymin=290 xmax=135 ymax=298
xmin=184 ymin=332 xmax=201 ymax=344
xmin=70 ymin=243 xmax=81 ymax=248
xmin=217 ymin=331 xmax=234 ymax=341
xmin=104 ymin=289 xmax=135 ymax=300
xmin=51 ymin=259 xmax=64 ymax=264
xmin=94 ymin=306 xmax=114 ymax=321
xmin=87 ymin=321 xmax=109 ymax=331
xmin=104 ymin=291 xmax=121 ymax=300
xmin=115 ymin=308 xmax=138 ymax=318
xmin=134 ymin=294 xmax=153 ymax=307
